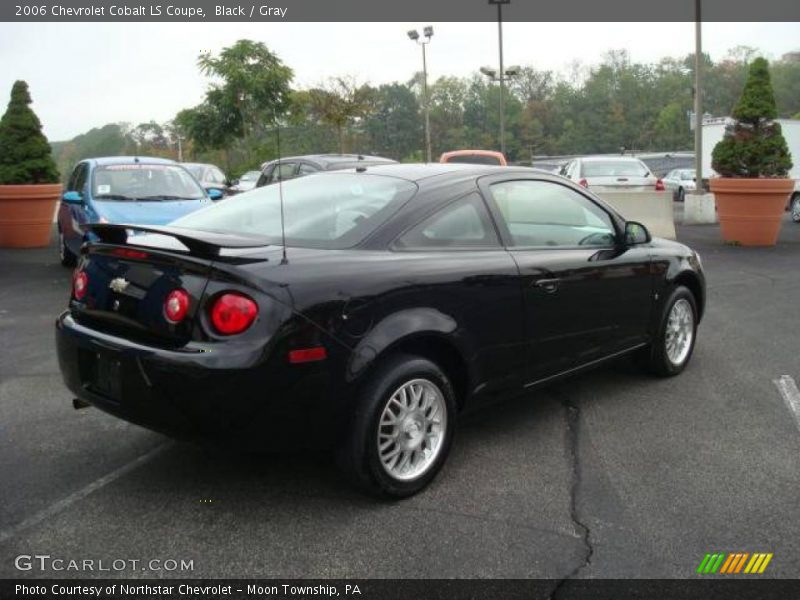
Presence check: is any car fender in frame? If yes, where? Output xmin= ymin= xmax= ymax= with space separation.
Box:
xmin=345 ymin=307 xmax=467 ymax=383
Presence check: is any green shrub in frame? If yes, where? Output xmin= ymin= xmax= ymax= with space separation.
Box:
xmin=711 ymin=58 xmax=793 ymax=178
xmin=0 ymin=81 xmax=60 ymax=185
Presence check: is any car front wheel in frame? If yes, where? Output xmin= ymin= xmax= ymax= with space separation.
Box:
xmin=338 ymin=354 xmax=456 ymax=498
xmin=791 ymin=194 xmax=800 ymax=223
xmin=58 ymin=229 xmax=76 ymax=267
xmin=641 ymin=285 xmax=698 ymax=377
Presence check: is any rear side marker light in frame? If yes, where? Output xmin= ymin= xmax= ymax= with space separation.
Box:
xmin=579 ymin=178 xmax=589 ymax=188
xmin=210 ymin=293 xmax=258 ymax=335
xmin=288 ymin=347 xmax=328 ymax=364
xmin=73 ymin=270 xmax=88 ymax=300
xmin=164 ymin=289 xmax=190 ymax=324
xmin=112 ymin=248 xmax=149 ymax=260
xmin=655 ymin=179 xmax=666 ymax=191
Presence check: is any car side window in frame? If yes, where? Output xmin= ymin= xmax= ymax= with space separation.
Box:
xmin=209 ymin=168 xmax=225 ymax=183
xmin=395 ymin=193 xmax=500 ymax=250
xmin=298 ymin=163 xmax=319 ymax=176
xmin=67 ymin=163 xmax=86 ymax=193
xmin=73 ymin=164 xmax=89 ymax=194
xmin=270 ymin=162 xmax=297 ymax=183
xmin=489 ymin=180 xmax=617 ymax=248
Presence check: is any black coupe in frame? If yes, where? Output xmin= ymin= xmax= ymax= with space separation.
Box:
xmin=56 ymin=164 xmax=705 ymax=497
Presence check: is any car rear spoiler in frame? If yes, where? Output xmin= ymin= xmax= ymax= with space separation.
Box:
xmin=88 ymin=223 xmax=272 ymax=259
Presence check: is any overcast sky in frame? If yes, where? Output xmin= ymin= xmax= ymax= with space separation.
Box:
xmin=0 ymin=22 xmax=797 ymax=141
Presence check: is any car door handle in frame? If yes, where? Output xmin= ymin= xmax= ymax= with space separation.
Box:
xmin=533 ymin=278 xmax=560 ymax=293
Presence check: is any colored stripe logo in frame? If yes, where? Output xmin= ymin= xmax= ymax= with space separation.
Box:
xmin=696 ymin=552 xmax=773 ymax=574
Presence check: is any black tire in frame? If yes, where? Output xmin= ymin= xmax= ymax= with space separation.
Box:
xmin=58 ymin=229 xmax=77 ymax=267
xmin=791 ymin=194 xmax=800 ymax=223
xmin=337 ymin=353 xmax=457 ymax=498
xmin=677 ymin=187 xmax=685 ymax=203
xmin=640 ymin=285 xmax=698 ymax=377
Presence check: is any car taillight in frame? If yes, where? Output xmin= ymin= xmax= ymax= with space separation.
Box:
xmin=112 ymin=247 xmax=149 ymax=260
xmin=579 ymin=178 xmax=588 ymax=188
xmin=210 ymin=293 xmax=258 ymax=335
xmin=164 ymin=289 xmax=190 ymax=324
xmin=73 ymin=270 xmax=88 ymax=300
xmin=655 ymin=179 xmax=665 ymax=191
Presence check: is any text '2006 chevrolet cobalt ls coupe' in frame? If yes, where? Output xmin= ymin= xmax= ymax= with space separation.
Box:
xmin=56 ymin=164 xmax=705 ymax=497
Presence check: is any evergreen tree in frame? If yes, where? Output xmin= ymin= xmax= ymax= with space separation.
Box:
xmin=711 ymin=58 xmax=793 ymax=178
xmin=0 ymin=81 xmax=60 ymax=185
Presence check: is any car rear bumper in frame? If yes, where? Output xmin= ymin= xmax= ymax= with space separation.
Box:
xmin=55 ymin=311 xmax=343 ymax=449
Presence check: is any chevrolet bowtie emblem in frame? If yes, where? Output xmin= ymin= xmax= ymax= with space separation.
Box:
xmin=109 ymin=277 xmax=130 ymax=293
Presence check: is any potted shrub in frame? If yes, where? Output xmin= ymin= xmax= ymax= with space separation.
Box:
xmin=0 ymin=80 xmax=62 ymax=248
xmin=710 ymin=58 xmax=793 ymax=246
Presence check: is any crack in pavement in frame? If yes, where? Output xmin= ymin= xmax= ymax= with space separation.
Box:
xmin=550 ymin=390 xmax=593 ymax=600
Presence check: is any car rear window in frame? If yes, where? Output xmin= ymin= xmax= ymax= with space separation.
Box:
xmin=444 ymin=154 xmax=502 ymax=166
xmin=580 ymin=160 xmax=649 ymax=178
xmin=171 ymin=173 xmax=417 ymax=249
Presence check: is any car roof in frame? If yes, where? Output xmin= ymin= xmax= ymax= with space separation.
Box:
xmin=181 ymin=162 xmax=217 ymax=169
xmin=89 ymin=156 xmax=177 ymax=166
xmin=335 ymin=162 xmax=546 ymax=183
xmin=264 ymin=154 xmax=396 ymax=168
xmin=578 ymin=156 xmax=646 ymax=163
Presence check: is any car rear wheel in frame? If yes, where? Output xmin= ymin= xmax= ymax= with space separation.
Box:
xmin=791 ymin=194 xmax=800 ymax=223
xmin=641 ymin=285 xmax=698 ymax=377
xmin=58 ymin=230 xmax=76 ymax=267
xmin=338 ymin=354 xmax=456 ymax=498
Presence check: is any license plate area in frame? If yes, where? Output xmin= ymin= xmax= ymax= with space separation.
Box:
xmin=79 ymin=350 xmax=122 ymax=403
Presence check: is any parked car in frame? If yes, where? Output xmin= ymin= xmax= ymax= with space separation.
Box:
xmin=440 ymin=150 xmax=507 ymax=166
xmin=56 ymin=157 xmax=219 ymax=267
xmin=182 ymin=162 xmax=232 ymax=197
xmin=256 ymin=154 xmax=396 ymax=187
xmin=662 ymin=169 xmax=696 ymax=202
xmin=791 ymin=194 xmax=800 ymax=223
xmin=229 ymin=170 xmax=261 ymax=194
xmin=560 ymin=156 xmax=663 ymax=192
xmin=56 ymin=164 xmax=705 ymax=497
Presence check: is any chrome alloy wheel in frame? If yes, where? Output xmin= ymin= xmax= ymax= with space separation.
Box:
xmin=665 ymin=298 xmax=694 ymax=366
xmin=59 ymin=231 xmax=66 ymax=261
xmin=377 ymin=378 xmax=447 ymax=481
xmin=791 ymin=196 xmax=800 ymax=223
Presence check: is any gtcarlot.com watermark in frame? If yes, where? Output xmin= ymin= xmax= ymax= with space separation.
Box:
xmin=14 ymin=554 xmax=194 ymax=573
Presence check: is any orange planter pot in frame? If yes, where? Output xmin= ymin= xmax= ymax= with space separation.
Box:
xmin=710 ymin=178 xmax=794 ymax=247
xmin=0 ymin=184 xmax=62 ymax=248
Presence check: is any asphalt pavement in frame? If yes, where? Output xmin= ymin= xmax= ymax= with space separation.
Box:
xmin=0 ymin=214 xmax=798 ymax=580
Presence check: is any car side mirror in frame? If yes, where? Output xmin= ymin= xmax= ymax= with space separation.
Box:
xmin=207 ymin=189 xmax=223 ymax=201
xmin=62 ymin=191 xmax=83 ymax=205
xmin=624 ymin=221 xmax=651 ymax=245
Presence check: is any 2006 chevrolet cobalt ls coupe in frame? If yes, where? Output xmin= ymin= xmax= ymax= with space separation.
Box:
xmin=56 ymin=164 xmax=705 ymax=497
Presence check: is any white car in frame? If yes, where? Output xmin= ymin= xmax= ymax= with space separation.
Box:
xmin=663 ymin=169 xmax=697 ymax=202
xmin=560 ymin=156 xmax=661 ymax=192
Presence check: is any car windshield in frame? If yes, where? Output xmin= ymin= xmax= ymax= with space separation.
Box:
xmin=581 ymin=160 xmax=649 ymax=177
xmin=680 ymin=170 xmax=696 ymax=180
xmin=171 ymin=173 xmax=418 ymax=249
xmin=445 ymin=154 xmax=502 ymax=166
xmin=92 ymin=164 xmax=206 ymax=201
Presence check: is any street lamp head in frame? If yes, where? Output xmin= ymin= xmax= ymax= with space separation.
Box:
xmin=480 ymin=66 xmax=498 ymax=79
xmin=505 ymin=65 xmax=521 ymax=77
xmin=407 ymin=29 xmax=419 ymax=41
xmin=423 ymin=26 xmax=434 ymax=38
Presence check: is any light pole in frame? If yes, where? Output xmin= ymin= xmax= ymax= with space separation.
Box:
xmin=489 ymin=0 xmax=511 ymax=155
xmin=480 ymin=64 xmax=519 ymax=156
xmin=408 ymin=26 xmax=433 ymax=163
xmin=693 ymin=0 xmax=703 ymax=195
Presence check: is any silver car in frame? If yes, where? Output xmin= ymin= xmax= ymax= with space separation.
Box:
xmin=662 ymin=169 xmax=697 ymax=202
xmin=560 ymin=156 xmax=660 ymax=192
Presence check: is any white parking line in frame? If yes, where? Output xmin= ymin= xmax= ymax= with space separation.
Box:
xmin=0 ymin=442 xmax=170 ymax=545
xmin=773 ymin=375 xmax=800 ymax=435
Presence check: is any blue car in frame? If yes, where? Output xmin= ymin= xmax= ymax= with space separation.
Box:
xmin=57 ymin=157 xmax=222 ymax=266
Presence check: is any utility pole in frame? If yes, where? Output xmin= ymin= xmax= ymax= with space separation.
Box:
xmin=693 ymin=0 xmax=703 ymax=194
xmin=407 ymin=27 xmax=434 ymax=163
